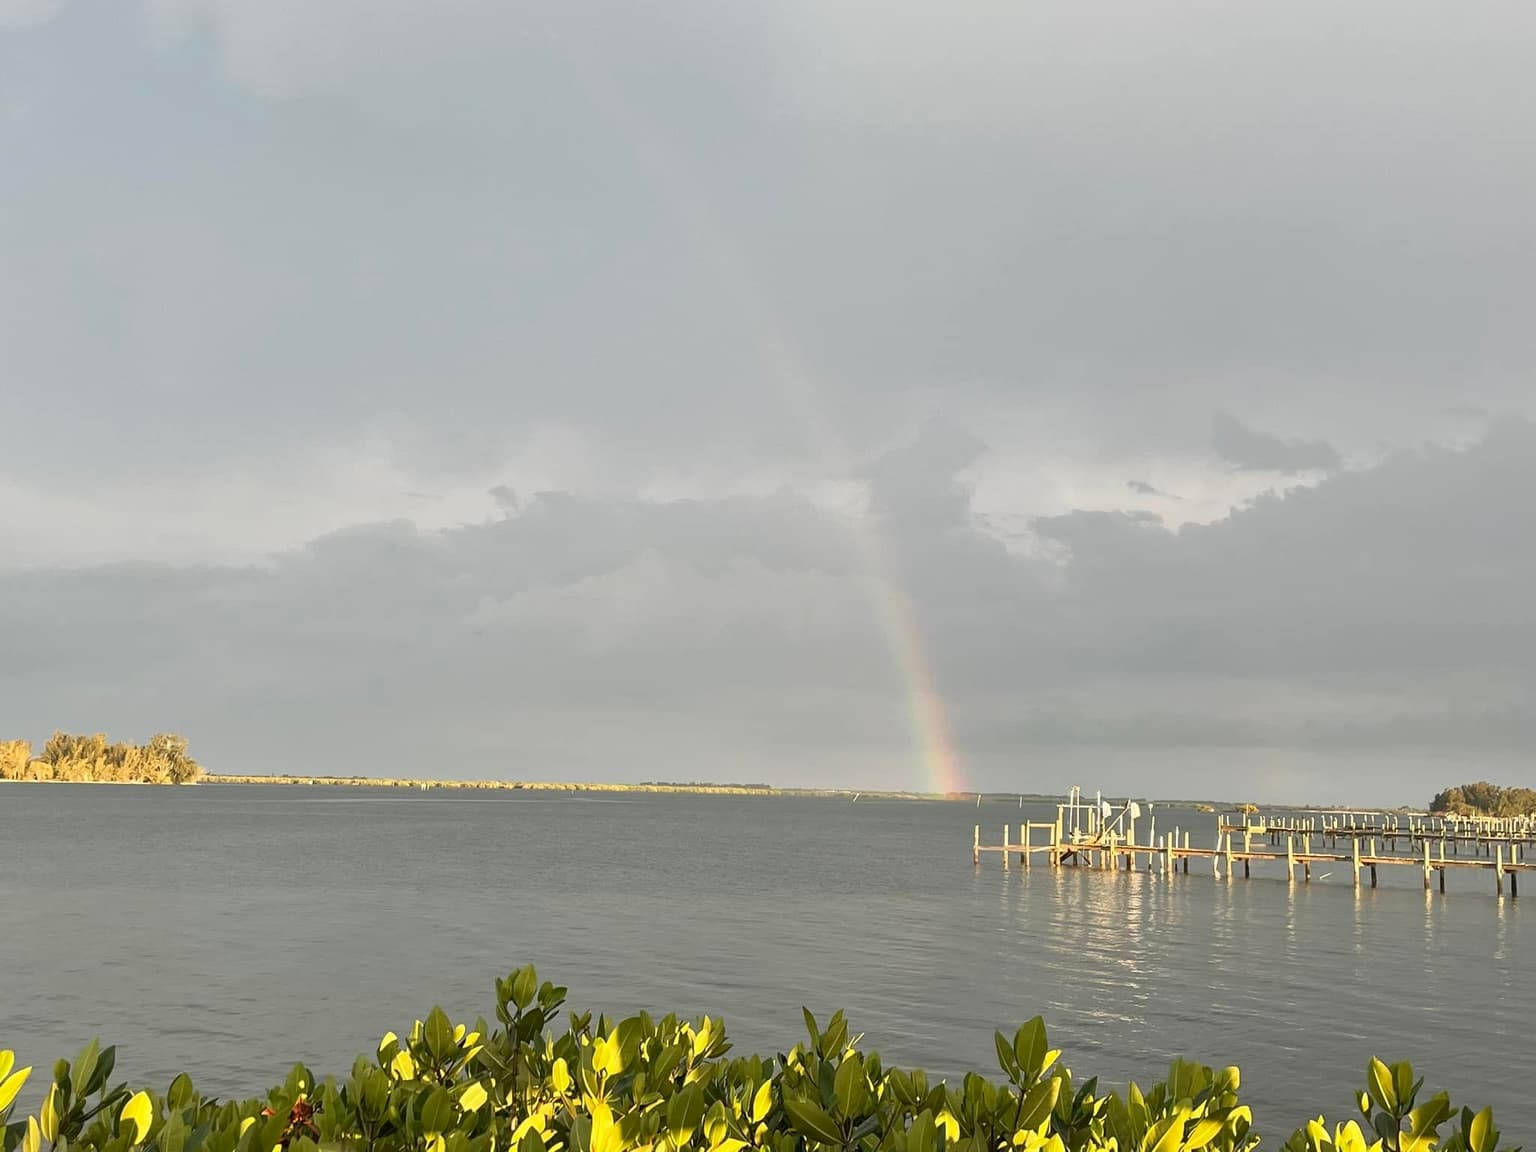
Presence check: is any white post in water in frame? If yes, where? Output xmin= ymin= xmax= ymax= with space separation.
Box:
xmin=1002 ymin=822 xmax=1010 ymax=871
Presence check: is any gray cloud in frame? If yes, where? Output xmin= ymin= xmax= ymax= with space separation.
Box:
xmin=1211 ymin=412 xmax=1343 ymax=473
xmin=4 ymin=0 xmax=1535 ymax=502
xmin=3 ymin=421 xmax=1532 ymax=803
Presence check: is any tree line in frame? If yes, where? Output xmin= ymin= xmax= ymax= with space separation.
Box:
xmin=1428 ymin=780 xmax=1536 ymax=817
xmin=0 ymin=731 xmax=202 ymax=784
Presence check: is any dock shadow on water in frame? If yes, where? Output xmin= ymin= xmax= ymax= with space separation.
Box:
xmin=0 ymin=786 xmax=1528 ymax=1140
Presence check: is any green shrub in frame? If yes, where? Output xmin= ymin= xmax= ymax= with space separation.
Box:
xmin=0 ymin=967 xmax=1517 ymax=1152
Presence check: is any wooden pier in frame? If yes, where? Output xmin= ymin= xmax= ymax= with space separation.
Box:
xmin=1217 ymin=812 xmax=1536 ymax=858
xmin=972 ymin=798 xmax=1536 ymax=899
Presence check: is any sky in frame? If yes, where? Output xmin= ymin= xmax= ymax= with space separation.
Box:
xmin=2 ymin=0 xmax=1534 ymax=805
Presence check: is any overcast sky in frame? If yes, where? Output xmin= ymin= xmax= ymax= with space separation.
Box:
xmin=3 ymin=1 xmax=1534 ymax=804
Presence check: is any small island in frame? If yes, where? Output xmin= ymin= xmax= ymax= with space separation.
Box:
xmin=0 ymin=731 xmax=202 ymax=784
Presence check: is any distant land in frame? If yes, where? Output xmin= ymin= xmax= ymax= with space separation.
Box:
xmin=201 ymin=775 xmax=1423 ymax=813
xmin=206 ymin=774 xmax=940 ymax=800
xmin=9 ymin=738 xmax=1502 ymax=815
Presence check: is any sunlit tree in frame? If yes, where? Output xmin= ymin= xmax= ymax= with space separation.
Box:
xmin=2 ymin=731 xmax=204 ymax=784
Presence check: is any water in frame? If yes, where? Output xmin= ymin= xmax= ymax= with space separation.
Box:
xmin=1 ymin=785 xmax=1530 ymax=1139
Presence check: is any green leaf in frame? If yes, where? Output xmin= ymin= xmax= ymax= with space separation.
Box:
xmin=89 ymin=1047 xmax=117 ymax=1098
xmin=1393 ymin=1063 xmax=1417 ymax=1114
xmin=167 ymin=1073 xmax=196 ymax=1112
xmin=39 ymin=1084 xmax=60 ymax=1144
xmin=510 ymin=967 xmax=538 ymax=1012
xmin=70 ymin=1042 xmax=100 ymax=1101
xmin=1407 ymin=1093 xmax=1452 ymax=1143
xmin=802 ymin=1009 xmax=821 ymax=1048
xmin=752 ymin=1080 xmax=774 ymax=1124
xmin=419 ymin=1087 xmax=456 ymax=1135
xmin=121 ymin=1091 xmax=154 ymax=1145
xmin=705 ymin=1100 xmax=730 ymax=1146
xmin=994 ymin=1034 xmax=1020 ymax=1081
xmin=0 ymin=1067 xmax=32 ymax=1114
xmin=1013 ymin=1019 xmax=1048 ymax=1084
xmin=1184 ymin=1118 xmax=1225 ymax=1151
xmin=833 ymin=1057 xmax=865 ymax=1119
xmin=667 ymin=1084 xmax=706 ymax=1142
xmin=1469 ymin=1107 xmax=1496 ymax=1152
xmin=1015 ymin=1078 xmax=1061 ymax=1135
xmin=424 ymin=1008 xmax=457 ymax=1063
xmin=1365 ymin=1058 xmax=1396 ymax=1114
xmin=823 ymin=1013 xmax=849 ymax=1057
xmin=908 ymin=1110 xmax=936 ymax=1152
xmin=458 ymin=1082 xmax=488 ymax=1113
xmin=783 ymin=1097 xmax=842 ymax=1146
xmin=1373 ymin=1112 xmax=1401 ymax=1146
xmin=590 ymin=1102 xmax=623 ymax=1152
xmin=1146 ymin=1115 xmax=1185 ymax=1152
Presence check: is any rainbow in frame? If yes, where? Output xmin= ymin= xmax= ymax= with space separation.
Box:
xmin=537 ymin=36 xmax=969 ymax=797
xmin=873 ymin=579 xmax=969 ymax=797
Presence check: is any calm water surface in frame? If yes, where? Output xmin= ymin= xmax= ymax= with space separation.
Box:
xmin=0 ymin=785 xmax=1529 ymax=1137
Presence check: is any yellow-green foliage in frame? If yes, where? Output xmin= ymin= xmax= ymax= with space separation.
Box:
xmin=0 ymin=742 xmax=33 ymax=780
xmin=0 ymin=732 xmax=201 ymax=785
xmin=1429 ymin=783 xmax=1536 ymax=819
xmin=0 ymin=968 xmax=1517 ymax=1152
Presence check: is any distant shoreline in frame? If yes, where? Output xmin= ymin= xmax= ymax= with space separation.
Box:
xmin=0 ymin=774 xmax=1433 ymax=814
xmin=202 ymin=774 xmax=944 ymax=800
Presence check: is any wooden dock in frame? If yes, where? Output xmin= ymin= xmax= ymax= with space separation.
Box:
xmin=972 ymin=798 xmax=1536 ymax=898
xmin=1218 ymin=812 xmax=1536 ymax=857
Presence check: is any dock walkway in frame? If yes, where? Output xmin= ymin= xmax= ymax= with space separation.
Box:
xmin=973 ymin=800 xmax=1536 ymax=899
